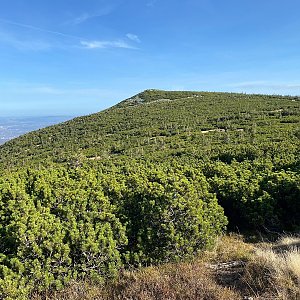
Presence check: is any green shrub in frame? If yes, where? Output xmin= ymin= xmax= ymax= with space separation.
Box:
xmin=103 ymin=164 xmax=228 ymax=265
xmin=0 ymin=169 xmax=127 ymax=299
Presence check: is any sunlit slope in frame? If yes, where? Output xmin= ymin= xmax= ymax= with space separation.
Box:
xmin=0 ymin=90 xmax=299 ymax=168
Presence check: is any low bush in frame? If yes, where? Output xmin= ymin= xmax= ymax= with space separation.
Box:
xmin=0 ymin=164 xmax=227 ymax=299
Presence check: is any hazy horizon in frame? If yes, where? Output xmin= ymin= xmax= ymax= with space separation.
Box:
xmin=0 ymin=115 xmax=74 ymax=144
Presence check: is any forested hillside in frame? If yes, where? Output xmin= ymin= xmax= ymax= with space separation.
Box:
xmin=0 ymin=90 xmax=299 ymax=299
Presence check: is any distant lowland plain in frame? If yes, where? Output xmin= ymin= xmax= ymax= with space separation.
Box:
xmin=0 ymin=116 xmax=73 ymax=144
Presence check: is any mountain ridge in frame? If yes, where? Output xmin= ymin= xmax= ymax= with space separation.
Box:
xmin=0 ymin=90 xmax=299 ymax=299
xmin=0 ymin=89 xmax=299 ymax=169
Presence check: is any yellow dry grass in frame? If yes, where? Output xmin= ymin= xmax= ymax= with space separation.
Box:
xmin=275 ymin=236 xmax=300 ymax=250
xmin=31 ymin=234 xmax=300 ymax=300
xmin=243 ymin=236 xmax=300 ymax=300
xmin=32 ymin=261 xmax=240 ymax=300
xmin=208 ymin=233 xmax=254 ymax=262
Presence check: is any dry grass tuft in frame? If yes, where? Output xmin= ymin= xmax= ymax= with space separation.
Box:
xmin=32 ymin=234 xmax=300 ymax=300
xmin=31 ymin=281 xmax=107 ymax=300
xmin=109 ymin=262 xmax=241 ymax=300
xmin=272 ymin=236 xmax=300 ymax=252
xmin=207 ymin=234 xmax=254 ymax=262
xmin=32 ymin=261 xmax=240 ymax=300
xmin=243 ymin=237 xmax=300 ymax=300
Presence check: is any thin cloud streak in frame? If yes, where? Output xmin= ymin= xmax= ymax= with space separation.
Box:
xmin=0 ymin=18 xmax=138 ymax=51
xmin=81 ymin=40 xmax=136 ymax=49
xmin=69 ymin=5 xmax=116 ymax=25
xmin=0 ymin=18 xmax=83 ymax=40
xmin=126 ymin=33 xmax=140 ymax=43
xmin=71 ymin=13 xmax=92 ymax=25
xmin=0 ymin=30 xmax=51 ymax=50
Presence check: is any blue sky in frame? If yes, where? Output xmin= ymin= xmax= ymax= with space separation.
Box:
xmin=1 ymin=0 xmax=300 ymax=116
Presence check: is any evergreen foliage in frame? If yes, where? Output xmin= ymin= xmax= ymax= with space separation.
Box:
xmin=0 ymin=90 xmax=299 ymax=298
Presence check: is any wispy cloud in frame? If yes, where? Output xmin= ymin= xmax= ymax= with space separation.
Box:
xmin=81 ymin=33 xmax=141 ymax=50
xmin=80 ymin=40 xmax=136 ymax=49
xmin=0 ymin=18 xmax=138 ymax=51
xmin=126 ymin=33 xmax=140 ymax=43
xmin=0 ymin=30 xmax=51 ymax=51
xmin=71 ymin=13 xmax=94 ymax=25
xmin=68 ymin=5 xmax=117 ymax=25
xmin=0 ymin=18 xmax=82 ymax=40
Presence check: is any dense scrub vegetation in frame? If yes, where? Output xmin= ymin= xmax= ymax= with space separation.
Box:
xmin=0 ymin=90 xmax=299 ymax=298
xmin=1 ymin=90 xmax=299 ymax=167
xmin=0 ymin=163 xmax=226 ymax=299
